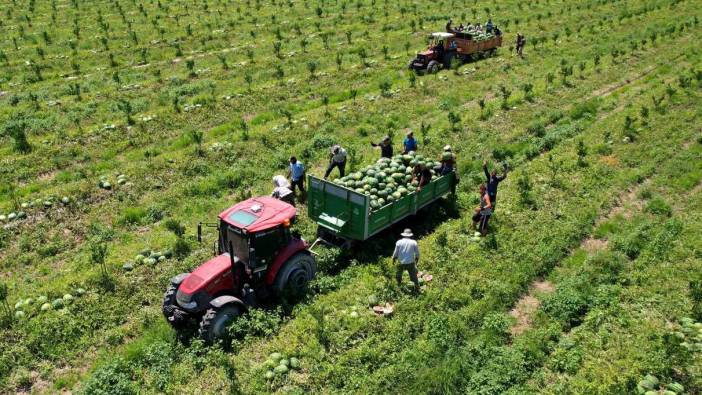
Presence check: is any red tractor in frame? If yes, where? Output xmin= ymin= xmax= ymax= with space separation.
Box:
xmin=409 ymin=31 xmax=503 ymax=74
xmin=162 ymin=196 xmax=316 ymax=343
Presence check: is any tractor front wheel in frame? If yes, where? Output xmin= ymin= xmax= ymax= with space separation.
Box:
xmin=162 ymin=284 xmax=181 ymax=327
xmin=274 ymin=253 xmax=317 ymax=300
xmin=427 ymin=60 xmax=440 ymax=74
xmin=198 ymin=305 xmax=242 ymax=344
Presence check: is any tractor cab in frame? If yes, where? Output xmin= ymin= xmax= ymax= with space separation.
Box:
xmin=409 ymin=32 xmax=455 ymax=73
xmin=164 ymin=196 xmax=316 ymax=343
xmin=216 ymin=196 xmax=297 ymax=275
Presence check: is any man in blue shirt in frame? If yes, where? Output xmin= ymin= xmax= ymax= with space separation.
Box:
xmin=287 ymin=156 xmax=306 ymax=202
xmin=485 ymin=18 xmax=494 ymax=33
xmin=403 ymin=131 xmax=418 ymax=154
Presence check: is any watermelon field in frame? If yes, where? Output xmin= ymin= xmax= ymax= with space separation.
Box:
xmin=1 ymin=0 xmax=702 ymax=392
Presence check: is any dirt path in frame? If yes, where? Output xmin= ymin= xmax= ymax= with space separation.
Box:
xmin=509 ymin=280 xmax=555 ymax=336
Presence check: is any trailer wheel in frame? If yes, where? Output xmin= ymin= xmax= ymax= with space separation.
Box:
xmin=274 ymin=253 xmax=317 ymax=300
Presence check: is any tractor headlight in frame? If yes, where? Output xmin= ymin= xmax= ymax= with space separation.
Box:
xmin=179 ymin=301 xmax=197 ymax=309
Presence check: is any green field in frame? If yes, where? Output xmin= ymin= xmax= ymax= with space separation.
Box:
xmin=1 ymin=0 xmax=702 ymax=392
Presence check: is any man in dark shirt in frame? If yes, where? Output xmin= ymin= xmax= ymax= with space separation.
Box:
xmin=371 ymin=136 xmax=393 ymax=158
xmin=483 ymin=160 xmax=508 ymax=209
xmin=413 ymin=164 xmax=432 ymax=190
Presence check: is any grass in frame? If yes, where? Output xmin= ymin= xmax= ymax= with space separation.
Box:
xmin=0 ymin=0 xmax=701 ymax=392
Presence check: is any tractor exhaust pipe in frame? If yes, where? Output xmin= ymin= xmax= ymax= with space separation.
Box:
xmin=228 ymin=241 xmax=235 ymax=268
xmin=197 ymin=223 xmax=202 ymax=243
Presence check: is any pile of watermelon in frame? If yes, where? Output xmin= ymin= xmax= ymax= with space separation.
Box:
xmin=671 ymin=317 xmax=702 ymax=352
xmin=13 ymin=288 xmax=86 ymax=320
xmin=332 ymin=151 xmax=442 ymax=211
xmin=636 ymin=374 xmax=684 ymax=394
xmin=262 ymin=352 xmax=301 ymax=380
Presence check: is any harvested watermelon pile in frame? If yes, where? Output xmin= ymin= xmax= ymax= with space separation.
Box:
xmin=332 ymin=151 xmax=443 ymax=210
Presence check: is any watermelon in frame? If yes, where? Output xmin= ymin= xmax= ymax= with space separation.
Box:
xmin=368 ymin=295 xmax=379 ymax=306
xmin=158 ymin=255 xmax=166 ymax=262
xmin=135 ymin=254 xmax=145 ymax=264
xmin=289 ymin=357 xmax=301 ymax=369
xmin=279 ymin=358 xmax=290 ymax=367
xmin=377 ymin=198 xmax=386 ymax=206
xmin=270 ymin=352 xmax=283 ymax=362
xmin=370 ymin=200 xmax=379 ymax=209
xmin=61 ymin=196 xmax=70 ymax=204
xmin=8 ymin=213 xmax=17 ymax=221
xmin=37 ymin=295 xmax=48 ymax=304
xmin=263 ymin=359 xmax=277 ymax=369
xmin=15 ymin=311 xmax=25 ymax=319
xmin=274 ymin=364 xmax=289 ymax=374
xmin=40 ymin=303 xmax=51 ymax=311
xmin=63 ymin=294 xmax=74 ymax=303
xmin=639 ymin=375 xmax=658 ymax=390
xmin=52 ymin=298 xmax=64 ymax=309
xmin=392 ymin=192 xmax=401 ymax=200
xmin=14 ymin=301 xmax=23 ymax=310
xmin=667 ymin=383 xmax=684 ymax=393
xmin=0 ymin=215 xmax=6 ymax=222
xmin=145 ymin=258 xmax=157 ymax=265
xmin=264 ymin=370 xmax=275 ymax=380
xmin=24 ymin=298 xmax=34 ymax=306
xmin=17 ymin=211 xmax=27 ymax=219
xmin=123 ymin=262 xmax=134 ymax=271
xmin=75 ymin=288 xmax=86 ymax=296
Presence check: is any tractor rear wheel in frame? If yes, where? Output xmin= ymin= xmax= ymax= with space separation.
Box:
xmin=198 ymin=305 xmax=242 ymax=344
xmin=274 ymin=253 xmax=317 ymax=299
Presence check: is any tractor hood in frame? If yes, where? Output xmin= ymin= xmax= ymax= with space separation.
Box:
xmin=178 ymin=253 xmax=233 ymax=295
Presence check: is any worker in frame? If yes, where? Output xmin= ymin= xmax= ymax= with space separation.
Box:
xmin=440 ymin=145 xmax=459 ymax=194
xmin=494 ymin=26 xmax=502 ymax=36
xmin=392 ymin=228 xmax=420 ymax=292
xmin=485 ymin=18 xmax=494 ymax=33
xmin=439 ymin=145 xmax=456 ymax=175
xmin=371 ymin=135 xmax=393 ymax=158
xmin=413 ymin=163 xmax=432 ymax=191
xmin=271 ymin=175 xmax=295 ymax=206
xmin=445 ymin=19 xmax=453 ymax=32
xmin=324 ymin=144 xmax=347 ymax=179
xmin=516 ymin=34 xmax=526 ymax=57
xmin=457 ymin=23 xmax=465 ymax=32
xmin=472 ymin=184 xmax=492 ymax=235
xmin=287 ymin=156 xmax=306 ymax=202
xmin=483 ymin=159 xmax=508 ymax=210
xmin=403 ymin=130 xmax=418 ymax=154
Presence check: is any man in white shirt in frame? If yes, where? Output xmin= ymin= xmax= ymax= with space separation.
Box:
xmin=324 ymin=144 xmax=348 ymax=179
xmin=392 ymin=228 xmax=420 ymax=292
xmin=271 ymin=175 xmax=295 ymax=206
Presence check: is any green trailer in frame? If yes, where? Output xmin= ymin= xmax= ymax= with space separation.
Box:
xmin=307 ymin=172 xmax=455 ymax=244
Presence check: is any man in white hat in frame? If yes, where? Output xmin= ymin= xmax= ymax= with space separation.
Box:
xmin=392 ymin=228 xmax=420 ymax=292
xmin=324 ymin=144 xmax=347 ymax=179
xmin=271 ymin=175 xmax=295 ymax=206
